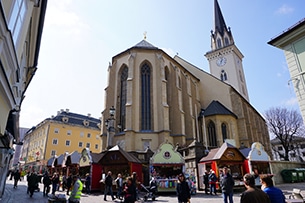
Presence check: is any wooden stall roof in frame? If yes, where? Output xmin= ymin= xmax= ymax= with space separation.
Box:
xmin=47 ymin=156 xmax=57 ymax=167
xmin=199 ymin=142 xmax=246 ymax=162
xmin=99 ymin=145 xmax=142 ymax=165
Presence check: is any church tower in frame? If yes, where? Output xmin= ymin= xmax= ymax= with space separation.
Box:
xmin=205 ymin=0 xmax=249 ymax=101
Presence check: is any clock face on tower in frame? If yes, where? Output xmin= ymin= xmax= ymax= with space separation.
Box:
xmin=216 ymin=56 xmax=227 ymax=67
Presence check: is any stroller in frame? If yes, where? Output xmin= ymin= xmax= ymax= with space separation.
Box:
xmin=141 ymin=179 xmax=158 ymax=201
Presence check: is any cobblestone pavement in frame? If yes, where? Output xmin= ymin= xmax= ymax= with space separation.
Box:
xmin=1 ymin=178 xmax=305 ymax=203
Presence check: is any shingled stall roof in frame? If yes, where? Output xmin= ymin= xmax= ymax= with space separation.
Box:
xmin=203 ymin=100 xmax=237 ymax=118
xmin=99 ymin=145 xmax=142 ymax=164
xmin=199 ymin=142 xmax=245 ymax=162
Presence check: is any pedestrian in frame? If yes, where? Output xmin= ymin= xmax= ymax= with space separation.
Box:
xmin=115 ymin=173 xmax=123 ymax=200
xmin=66 ymin=174 xmax=73 ymax=195
xmin=240 ymin=173 xmax=270 ymax=203
xmin=104 ymin=171 xmax=115 ymax=201
xmin=62 ymin=174 xmax=67 ymax=192
xmin=131 ymin=172 xmax=139 ymax=200
xmin=69 ymin=175 xmax=83 ymax=203
xmin=209 ymin=170 xmax=218 ymax=195
xmin=123 ymin=176 xmax=136 ymax=203
xmin=85 ymin=173 xmax=91 ymax=194
xmin=27 ymin=172 xmax=39 ymax=198
xmin=220 ymin=167 xmax=235 ymax=203
xmin=43 ymin=172 xmax=52 ymax=197
xmin=13 ymin=169 xmax=21 ymax=188
xmin=260 ymin=174 xmax=285 ymax=203
xmin=51 ymin=172 xmax=60 ymax=195
xmin=176 ymin=173 xmax=191 ymax=203
xmin=203 ymin=170 xmax=210 ymax=194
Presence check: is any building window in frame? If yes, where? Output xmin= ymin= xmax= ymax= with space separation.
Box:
xmin=224 ymin=37 xmax=229 ymax=46
xmin=54 ymin=128 xmax=59 ymax=134
xmin=141 ymin=63 xmax=152 ymax=131
xmin=67 ymin=130 xmax=71 ymax=135
xmin=79 ymin=142 xmax=83 ymax=148
xmin=87 ymin=133 xmax=91 ymax=138
xmin=51 ymin=150 xmax=56 ymax=156
xmin=95 ymin=144 xmax=98 ymax=149
xmin=120 ymin=66 xmax=128 ymax=132
xmin=217 ymin=38 xmax=222 ymax=49
xmin=52 ymin=139 xmax=58 ymax=145
xmin=207 ymin=121 xmax=217 ymax=147
xmin=221 ymin=123 xmax=227 ymax=142
xmin=86 ymin=143 xmax=90 ymax=148
xmin=80 ymin=132 xmax=84 ymax=137
xmin=66 ymin=140 xmax=70 ymax=146
xmin=8 ymin=0 xmax=27 ymax=45
xmin=220 ymin=70 xmax=227 ymax=81
xmin=278 ymin=146 xmax=283 ymax=151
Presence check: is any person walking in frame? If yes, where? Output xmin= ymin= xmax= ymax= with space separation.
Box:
xmin=131 ymin=172 xmax=139 ymax=201
xmin=51 ymin=172 xmax=60 ymax=195
xmin=209 ymin=170 xmax=218 ymax=195
xmin=13 ymin=169 xmax=21 ymax=188
xmin=43 ymin=172 xmax=52 ymax=197
xmin=85 ymin=173 xmax=91 ymax=194
xmin=176 ymin=173 xmax=191 ymax=203
xmin=66 ymin=174 xmax=73 ymax=195
xmin=260 ymin=174 xmax=285 ymax=203
xmin=123 ymin=176 xmax=136 ymax=203
xmin=68 ymin=175 xmax=83 ymax=203
xmin=115 ymin=173 xmax=123 ymax=200
xmin=104 ymin=171 xmax=115 ymax=201
xmin=240 ymin=173 xmax=270 ymax=203
xmin=220 ymin=167 xmax=235 ymax=203
xmin=203 ymin=170 xmax=210 ymax=194
xmin=27 ymin=172 xmax=39 ymax=198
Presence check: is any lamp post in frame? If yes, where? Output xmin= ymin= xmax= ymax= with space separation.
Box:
xmin=106 ymin=106 xmax=115 ymax=149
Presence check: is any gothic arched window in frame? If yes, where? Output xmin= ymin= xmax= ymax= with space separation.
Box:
xmin=220 ymin=70 xmax=227 ymax=81
xmin=207 ymin=121 xmax=217 ymax=147
xmin=119 ymin=66 xmax=128 ymax=132
xmin=221 ymin=123 xmax=227 ymax=142
xmin=217 ymin=38 xmax=222 ymax=49
xmin=141 ymin=63 xmax=151 ymax=131
xmin=224 ymin=37 xmax=229 ymax=46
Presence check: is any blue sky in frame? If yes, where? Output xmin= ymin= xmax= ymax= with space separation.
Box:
xmin=20 ymin=0 xmax=305 ymax=128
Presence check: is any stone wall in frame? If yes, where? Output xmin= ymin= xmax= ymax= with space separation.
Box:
xmin=270 ymin=160 xmax=305 ymax=185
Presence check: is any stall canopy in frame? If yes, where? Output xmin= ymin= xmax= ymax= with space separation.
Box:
xmin=47 ymin=156 xmax=57 ymax=168
xmin=150 ymin=142 xmax=185 ymax=166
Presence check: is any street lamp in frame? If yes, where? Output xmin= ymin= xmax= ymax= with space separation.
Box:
xmin=106 ymin=106 xmax=115 ymax=149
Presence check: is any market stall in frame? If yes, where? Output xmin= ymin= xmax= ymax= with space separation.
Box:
xmin=150 ymin=142 xmax=185 ymax=192
xmin=99 ymin=145 xmax=142 ymax=193
xmin=79 ymin=148 xmax=104 ymax=191
xmin=198 ymin=142 xmax=246 ymax=190
xmin=240 ymin=142 xmax=273 ymax=186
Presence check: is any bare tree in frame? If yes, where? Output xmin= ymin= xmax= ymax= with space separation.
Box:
xmin=265 ymin=107 xmax=304 ymax=161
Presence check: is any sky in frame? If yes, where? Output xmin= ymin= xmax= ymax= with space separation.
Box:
xmin=19 ymin=0 xmax=305 ymax=128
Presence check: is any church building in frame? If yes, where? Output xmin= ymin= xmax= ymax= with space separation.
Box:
xmin=100 ymin=0 xmax=271 ymax=184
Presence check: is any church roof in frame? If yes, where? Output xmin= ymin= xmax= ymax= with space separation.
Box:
xmin=214 ymin=0 xmax=227 ymax=36
xmin=133 ymin=40 xmax=158 ymax=49
xmin=203 ymin=100 xmax=237 ymax=118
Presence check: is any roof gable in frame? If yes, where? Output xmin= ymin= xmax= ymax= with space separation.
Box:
xmin=203 ymin=100 xmax=237 ymax=118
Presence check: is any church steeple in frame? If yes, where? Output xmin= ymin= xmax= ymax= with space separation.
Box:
xmin=205 ymin=0 xmax=250 ymax=102
xmin=211 ymin=0 xmax=234 ymax=50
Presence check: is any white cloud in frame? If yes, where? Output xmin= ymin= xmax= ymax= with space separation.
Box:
xmin=276 ymin=4 xmax=294 ymax=15
xmin=283 ymin=97 xmax=298 ymax=106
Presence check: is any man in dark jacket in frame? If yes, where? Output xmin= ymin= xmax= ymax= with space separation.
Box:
xmin=43 ymin=172 xmax=52 ymax=196
xmin=176 ymin=173 xmax=191 ymax=203
xmin=104 ymin=171 xmax=115 ymax=201
xmin=28 ymin=172 xmax=39 ymax=197
xmin=203 ymin=170 xmax=210 ymax=194
xmin=13 ymin=170 xmax=21 ymax=188
xmin=221 ymin=167 xmax=235 ymax=203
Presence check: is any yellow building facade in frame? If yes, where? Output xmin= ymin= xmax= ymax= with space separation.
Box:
xmin=22 ymin=109 xmax=102 ymax=168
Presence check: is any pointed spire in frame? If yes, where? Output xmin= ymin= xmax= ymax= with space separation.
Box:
xmin=214 ymin=0 xmax=227 ymax=36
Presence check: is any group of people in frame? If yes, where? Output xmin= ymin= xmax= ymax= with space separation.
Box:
xmin=203 ymin=167 xmax=285 ymax=203
xmin=103 ymin=171 xmax=140 ymax=203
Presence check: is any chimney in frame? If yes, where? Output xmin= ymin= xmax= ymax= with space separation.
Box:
xmin=87 ymin=113 xmax=91 ymax=117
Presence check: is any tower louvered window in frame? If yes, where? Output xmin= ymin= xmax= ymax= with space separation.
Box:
xmin=141 ymin=63 xmax=151 ymax=131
